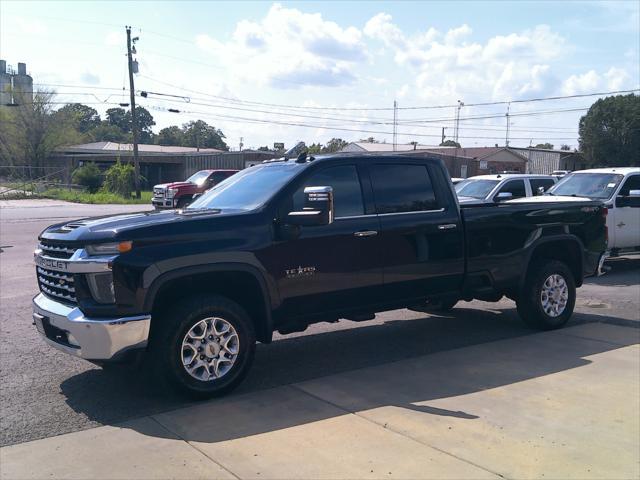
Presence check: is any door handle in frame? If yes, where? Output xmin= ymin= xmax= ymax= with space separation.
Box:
xmin=437 ymin=224 xmax=457 ymax=230
xmin=353 ymin=230 xmax=378 ymax=237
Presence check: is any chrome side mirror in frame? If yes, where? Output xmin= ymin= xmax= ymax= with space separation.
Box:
xmin=495 ymin=192 xmax=514 ymax=202
xmin=287 ymin=186 xmax=334 ymax=226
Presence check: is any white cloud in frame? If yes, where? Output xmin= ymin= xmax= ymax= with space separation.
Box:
xmin=561 ymin=67 xmax=632 ymax=95
xmin=196 ymin=3 xmax=368 ymax=89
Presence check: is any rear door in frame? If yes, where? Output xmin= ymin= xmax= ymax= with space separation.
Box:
xmin=368 ymin=160 xmax=464 ymax=302
xmin=613 ymin=174 xmax=640 ymax=249
xmin=530 ymin=178 xmax=556 ymax=196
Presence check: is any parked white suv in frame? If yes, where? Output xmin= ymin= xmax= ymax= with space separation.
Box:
xmin=455 ymin=174 xmax=557 ymax=204
xmin=547 ymin=167 xmax=640 ymax=256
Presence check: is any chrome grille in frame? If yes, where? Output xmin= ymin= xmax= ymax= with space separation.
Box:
xmin=154 ymin=187 xmax=165 ymax=196
xmin=38 ymin=241 xmax=77 ymax=259
xmin=37 ymin=266 xmax=77 ymax=304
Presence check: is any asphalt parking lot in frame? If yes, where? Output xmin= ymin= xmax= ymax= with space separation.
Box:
xmin=1 ymin=199 xmax=638 ymax=448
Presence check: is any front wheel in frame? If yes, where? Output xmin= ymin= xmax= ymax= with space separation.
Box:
xmin=150 ymin=295 xmax=256 ymax=399
xmin=516 ymin=260 xmax=576 ymax=330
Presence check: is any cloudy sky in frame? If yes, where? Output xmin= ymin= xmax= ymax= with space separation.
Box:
xmin=1 ymin=1 xmax=638 ymax=150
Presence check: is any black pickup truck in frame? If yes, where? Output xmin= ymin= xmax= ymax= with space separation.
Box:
xmin=33 ymin=154 xmax=607 ymax=397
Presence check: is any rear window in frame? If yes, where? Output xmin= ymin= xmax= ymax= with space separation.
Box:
xmin=530 ymin=178 xmax=556 ymax=195
xmin=370 ymin=164 xmax=438 ymax=214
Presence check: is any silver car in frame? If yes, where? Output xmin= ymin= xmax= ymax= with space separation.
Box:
xmin=455 ymin=174 xmax=557 ymax=204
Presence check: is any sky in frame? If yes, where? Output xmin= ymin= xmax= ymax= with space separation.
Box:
xmin=1 ymin=0 xmax=638 ymax=150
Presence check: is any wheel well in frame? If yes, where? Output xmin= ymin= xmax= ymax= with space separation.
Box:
xmin=150 ymin=270 xmax=271 ymax=343
xmin=527 ymin=240 xmax=583 ymax=287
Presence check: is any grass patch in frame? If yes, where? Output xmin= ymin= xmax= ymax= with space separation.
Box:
xmin=41 ymin=188 xmax=153 ymax=204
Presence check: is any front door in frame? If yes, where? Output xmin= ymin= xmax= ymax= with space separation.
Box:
xmin=367 ymin=162 xmax=465 ymax=302
xmin=613 ymin=174 xmax=640 ymax=249
xmin=267 ymin=164 xmax=382 ymax=319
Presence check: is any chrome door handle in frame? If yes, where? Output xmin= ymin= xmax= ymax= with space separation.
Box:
xmin=353 ymin=230 xmax=378 ymax=237
xmin=437 ymin=224 xmax=457 ymax=230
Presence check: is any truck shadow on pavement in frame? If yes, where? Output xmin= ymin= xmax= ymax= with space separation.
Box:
xmin=59 ymin=306 xmax=639 ymax=444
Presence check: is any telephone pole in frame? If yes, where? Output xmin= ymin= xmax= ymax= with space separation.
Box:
xmin=505 ymin=103 xmax=511 ymax=147
xmin=454 ymin=100 xmax=464 ymax=143
xmin=392 ymin=100 xmax=398 ymax=152
xmin=126 ymin=26 xmax=141 ymax=199
xmin=441 ymin=127 xmax=446 ymax=144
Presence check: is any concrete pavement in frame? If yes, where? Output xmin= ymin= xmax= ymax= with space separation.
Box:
xmin=2 ymin=322 xmax=638 ymax=480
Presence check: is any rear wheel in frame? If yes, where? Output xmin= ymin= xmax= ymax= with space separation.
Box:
xmin=176 ymin=197 xmax=191 ymax=209
xmin=516 ymin=260 xmax=575 ymax=330
xmin=150 ymin=295 xmax=256 ymax=399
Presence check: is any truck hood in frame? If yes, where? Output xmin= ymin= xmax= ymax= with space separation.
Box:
xmin=39 ymin=208 xmax=247 ymax=243
xmin=154 ymin=181 xmax=197 ymax=190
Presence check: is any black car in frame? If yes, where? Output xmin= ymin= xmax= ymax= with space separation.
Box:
xmin=33 ymin=154 xmax=608 ymax=397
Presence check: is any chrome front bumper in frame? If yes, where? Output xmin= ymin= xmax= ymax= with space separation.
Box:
xmin=32 ymin=293 xmax=151 ymax=361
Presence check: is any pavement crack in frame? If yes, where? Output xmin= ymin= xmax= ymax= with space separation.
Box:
xmin=290 ymin=384 xmax=508 ymax=479
xmin=148 ymin=415 xmax=241 ymax=480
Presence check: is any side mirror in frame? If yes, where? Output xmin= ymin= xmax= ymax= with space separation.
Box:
xmin=495 ymin=192 xmax=513 ymax=202
xmin=616 ymin=189 xmax=640 ymax=208
xmin=286 ymin=186 xmax=334 ymax=226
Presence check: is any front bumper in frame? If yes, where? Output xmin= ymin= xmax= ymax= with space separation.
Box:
xmin=152 ymin=196 xmax=175 ymax=209
xmin=32 ymin=293 xmax=151 ymax=361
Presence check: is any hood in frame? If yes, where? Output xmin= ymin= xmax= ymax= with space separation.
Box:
xmin=154 ymin=181 xmax=196 ymax=190
xmin=39 ymin=208 xmax=240 ymax=243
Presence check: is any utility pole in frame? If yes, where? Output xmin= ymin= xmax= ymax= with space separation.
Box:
xmin=126 ymin=26 xmax=141 ymax=199
xmin=454 ymin=100 xmax=464 ymax=143
xmin=505 ymin=102 xmax=511 ymax=147
xmin=441 ymin=127 xmax=446 ymax=145
xmin=392 ymin=100 xmax=398 ymax=152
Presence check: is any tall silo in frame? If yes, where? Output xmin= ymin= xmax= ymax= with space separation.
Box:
xmin=0 ymin=60 xmax=12 ymax=106
xmin=12 ymin=62 xmax=33 ymax=105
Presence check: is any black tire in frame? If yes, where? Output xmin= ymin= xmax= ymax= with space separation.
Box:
xmin=516 ymin=260 xmax=576 ymax=330
xmin=149 ymin=294 xmax=256 ymax=399
xmin=176 ymin=197 xmax=191 ymax=209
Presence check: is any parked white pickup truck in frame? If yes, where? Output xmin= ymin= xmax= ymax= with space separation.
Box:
xmin=547 ymin=167 xmax=640 ymax=257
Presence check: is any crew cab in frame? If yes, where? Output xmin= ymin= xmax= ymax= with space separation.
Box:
xmin=547 ymin=167 xmax=640 ymax=257
xmin=33 ymin=154 xmax=607 ymax=398
xmin=152 ymin=169 xmax=238 ymax=209
xmin=455 ymin=174 xmax=557 ymax=204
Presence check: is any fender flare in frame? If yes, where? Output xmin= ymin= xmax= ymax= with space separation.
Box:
xmin=143 ymin=262 xmax=277 ymax=342
xmin=519 ymin=234 xmax=585 ymax=291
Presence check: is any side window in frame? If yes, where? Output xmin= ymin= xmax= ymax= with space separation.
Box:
xmin=619 ymin=175 xmax=640 ymax=196
xmin=370 ymin=164 xmax=438 ymax=214
xmin=530 ymin=178 xmax=555 ymax=195
xmin=292 ymin=165 xmax=364 ymax=218
xmin=498 ymin=179 xmax=526 ymax=198
xmin=211 ymin=172 xmax=229 ymax=184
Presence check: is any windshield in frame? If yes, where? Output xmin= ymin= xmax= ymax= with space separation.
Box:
xmin=186 ymin=164 xmax=299 ymax=211
xmin=455 ymin=179 xmax=500 ymax=199
xmin=548 ymin=172 xmax=623 ymax=200
xmin=186 ymin=171 xmax=211 ymax=186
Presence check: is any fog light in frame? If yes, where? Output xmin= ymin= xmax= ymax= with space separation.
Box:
xmin=87 ymin=272 xmax=115 ymax=304
xmin=66 ymin=333 xmax=80 ymax=347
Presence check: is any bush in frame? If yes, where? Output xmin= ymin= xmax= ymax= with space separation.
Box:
xmin=71 ymin=163 xmax=102 ymax=193
xmin=102 ymin=161 xmax=136 ymax=197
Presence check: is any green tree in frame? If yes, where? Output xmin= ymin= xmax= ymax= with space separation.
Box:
xmin=439 ymin=140 xmax=461 ymax=148
xmin=579 ymin=94 xmax=640 ymax=167
xmin=56 ymin=103 xmax=101 ymax=133
xmin=307 ymin=143 xmax=323 ymax=154
xmin=321 ymin=138 xmax=348 ymax=153
xmin=156 ymin=126 xmax=184 ymax=146
xmin=105 ymin=108 xmax=129 ymax=132
xmin=534 ymin=143 xmax=554 ymax=149
xmin=560 ymin=144 xmax=571 ymax=151
xmin=103 ymin=106 xmax=155 ymax=143
xmin=0 ymin=90 xmax=83 ymax=171
xmin=91 ymin=121 xmax=129 ymax=142
xmin=181 ymin=120 xmax=228 ymax=150
xmin=257 ymin=146 xmax=271 ymax=152
xmin=102 ymin=161 xmax=136 ymax=197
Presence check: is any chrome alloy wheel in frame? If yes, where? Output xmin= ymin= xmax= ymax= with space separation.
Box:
xmin=181 ymin=317 xmax=240 ymax=381
xmin=540 ymin=274 xmax=569 ymax=318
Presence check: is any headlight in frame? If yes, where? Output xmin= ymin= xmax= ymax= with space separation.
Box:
xmin=166 ymin=188 xmax=178 ymax=198
xmin=86 ymin=272 xmax=115 ymax=304
xmin=85 ymin=241 xmax=132 ymax=256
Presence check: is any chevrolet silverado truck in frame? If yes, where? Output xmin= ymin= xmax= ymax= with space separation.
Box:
xmin=33 ymin=154 xmax=607 ymax=398
xmin=152 ymin=169 xmax=238 ymax=209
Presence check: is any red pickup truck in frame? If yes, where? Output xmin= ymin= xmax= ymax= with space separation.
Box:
xmin=152 ymin=169 xmax=238 ymax=209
